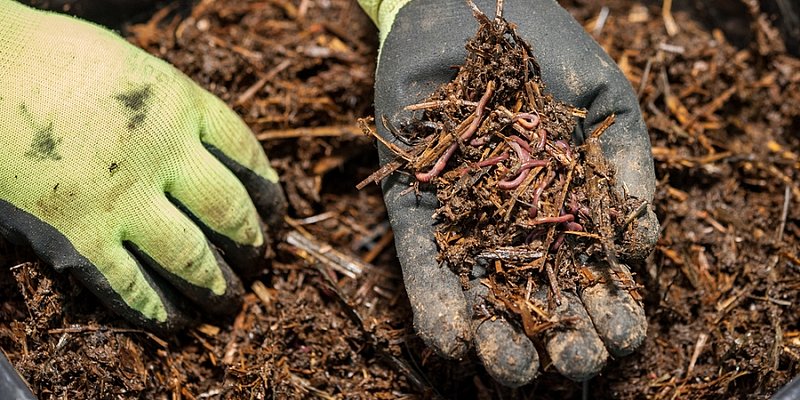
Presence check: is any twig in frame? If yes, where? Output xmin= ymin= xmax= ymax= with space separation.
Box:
xmin=285 ymin=228 xmax=370 ymax=279
xmin=563 ymin=230 xmax=601 ymax=239
xmin=495 ymin=0 xmax=504 ymax=21
xmin=592 ymin=6 xmax=610 ymax=36
xmin=637 ymin=57 xmax=654 ymax=99
xmin=235 ymin=59 xmax=291 ymax=105
xmin=287 ymin=372 xmax=337 ymax=400
xmin=256 ymin=124 xmax=361 ymax=141
xmin=540 ymin=159 xmax=577 ymax=305
xmin=374 ymin=117 xmax=414 ymax=161
xmin=590 ymin=114 xmax=616 ymax=139
xmin=621 ymin=201 xmax=648 ymax=233
xmin=47 ymin=326 xmax=168 ymax=348
xmin=404 ymin=99 xmax=478 ymax=111
xmin=778 ymin=184 xmax=791 ymax=242
xmin=362 ymin=230 xmax=395 ymax=264
xmin=466 ymin=0 xmax=489 ymax=25
xmin=251 ymin=280 xmax=274 ymax=306
xmin=356 ymin=158 xmax=404 ymax=190
xmin=687 ymin=333 xmax=708 ymax=377
xmin=662 ymin=0 xmax=680 ymax=36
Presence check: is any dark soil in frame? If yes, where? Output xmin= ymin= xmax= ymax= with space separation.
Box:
xmin=1 ymin=0 xmax=798 ymax=399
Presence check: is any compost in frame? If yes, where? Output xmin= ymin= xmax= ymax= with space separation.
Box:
xmin=0 ymin=0 xmax=798 ymax=398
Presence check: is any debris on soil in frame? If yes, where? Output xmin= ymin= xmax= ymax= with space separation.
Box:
xmin=0 ymin=0 xmax=798 ymax=399
xmin=362 ymin=1 xmax=646 ymax=336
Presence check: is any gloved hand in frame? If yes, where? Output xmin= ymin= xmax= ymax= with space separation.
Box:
xmin=0 ymin=0 xmax=286 ymax=332
xmin=358 ymin=0 xmax=659 ymax=387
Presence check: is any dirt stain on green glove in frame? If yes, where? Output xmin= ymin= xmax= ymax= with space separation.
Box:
xmin=114 ymin=84 xmax=153 ymax=130
xmin=20 ymin=103 xmax=62 ymax=161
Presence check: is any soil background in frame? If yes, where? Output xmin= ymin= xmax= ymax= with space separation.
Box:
xmin=1 ymin=0 xmax=798 ymax=399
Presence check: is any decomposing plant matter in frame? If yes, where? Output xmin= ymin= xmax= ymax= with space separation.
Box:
xmin=361 ymin=1 xmax=646 ymax=330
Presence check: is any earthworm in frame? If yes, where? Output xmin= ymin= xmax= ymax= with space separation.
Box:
xmin=526 ymin=228 xmax=546 ymax=244
xmin=551 ymin=212 xmax=576 ymax=250
xmin=498 ymin=169 xmax=531 ymax=190
xmin=498 ymin=159 xmax=548 ymax=189
xmin=519 ymin=159 xmax=549 ymax=171
xmin=457 ymin=152 xmax=510 ymax=175
xmin=529 ymin=169 xmax=556 ymax=218
xmin=555 ymin=139 xmax=573 ymax=163
xmin=551 ymin=233 xmax=566 ymax=250
xmin=510 ymin=135 xmax=533 ymax=155
xmin=498 ymin=138 xmax=534 ymax=189
xmin=477 ymin=152 xmax=510 ymax=168
xmin=513 ymin=112 xmax=540 ymax=130
xmin=415 ymin=83 xmax=496 ymax=182
xmin=536 ymin=128 xmax=547 ymax=150
xmin=470 ymin=136 xmax=490 ymax=146
xmin=529 ymin=213 xmax=574 ymax=225
xmin=459 ymin=83 xmax=495 ymax=142
xmin=415 ymin=142 xmax=458 ymax=182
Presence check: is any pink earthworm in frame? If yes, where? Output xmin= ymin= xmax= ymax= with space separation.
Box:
xmin=459 ymin=84 xmax=495 ymax=142
xmin=568 ymin=192 xmax=580 ymax=215
xmin=457 ymin=152 xmax=510 ymax=175
xmin=415 ymin=83 xmax=496 ymax=182
xmin=510 ymin=135 xmax=533 ymax=155
xmin=519 ymin=159 xmax=549 ymax=171
xmin=529 ymin=169 xmax=556 ymax=218
xmin=526 ymin=228 xmax=546 ymax=244
xmin=498 ymin=139 xmax=534 ymax=189
xmin=563 ymin=221 xmax=584 ymax=232
xmin=498 ymin=169 xmax=531 ymax=190
xmin=470 ymin=135 xmax=490 ymax=146
xmin=415 ymin=142 xmax=458 ymax=182
xmin=551 ymin=233 xmax=567 ymax=250
xmin=513 ymin=112 xmax=540 ymax=130
xmin=529 ymin=213 xmax=575 ymax=225
xmin=535 ymin=128 xmax=547 ymax=150
xmin=477 ymin=152 xmax=510 ymax=168
xmin=555 ymin=140 xmax=572 ymax=159
xmin=497 ymin=159 xmax=548 ymax=189
xmin=507 ymin=139 xmax=531 ymax=163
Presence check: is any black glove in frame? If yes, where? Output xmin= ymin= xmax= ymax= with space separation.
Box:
xmin=370 ymin=0 xmax=658 ymax=387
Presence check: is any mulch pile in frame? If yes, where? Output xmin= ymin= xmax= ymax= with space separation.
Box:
xmin=0 ymin=0 xmax=797 ymax=399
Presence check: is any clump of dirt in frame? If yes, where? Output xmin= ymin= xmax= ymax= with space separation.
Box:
xmin=365 ymin=2 xmax=645 ymax=333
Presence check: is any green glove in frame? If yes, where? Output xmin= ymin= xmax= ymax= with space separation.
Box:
xmin=357 ymin=0 xmax=658 ymax=388
xmin=0 ymin=0 xmax=286 ymax=332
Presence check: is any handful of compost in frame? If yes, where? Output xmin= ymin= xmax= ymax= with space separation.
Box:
xmin=361 ymin=0 xmax=648 ymax=368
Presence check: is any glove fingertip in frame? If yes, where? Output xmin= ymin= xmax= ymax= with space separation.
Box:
xmin=619 ymin=205 xmax=659 ymax=263
xmin=474 ymin=318 xmax=540 ymax=388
